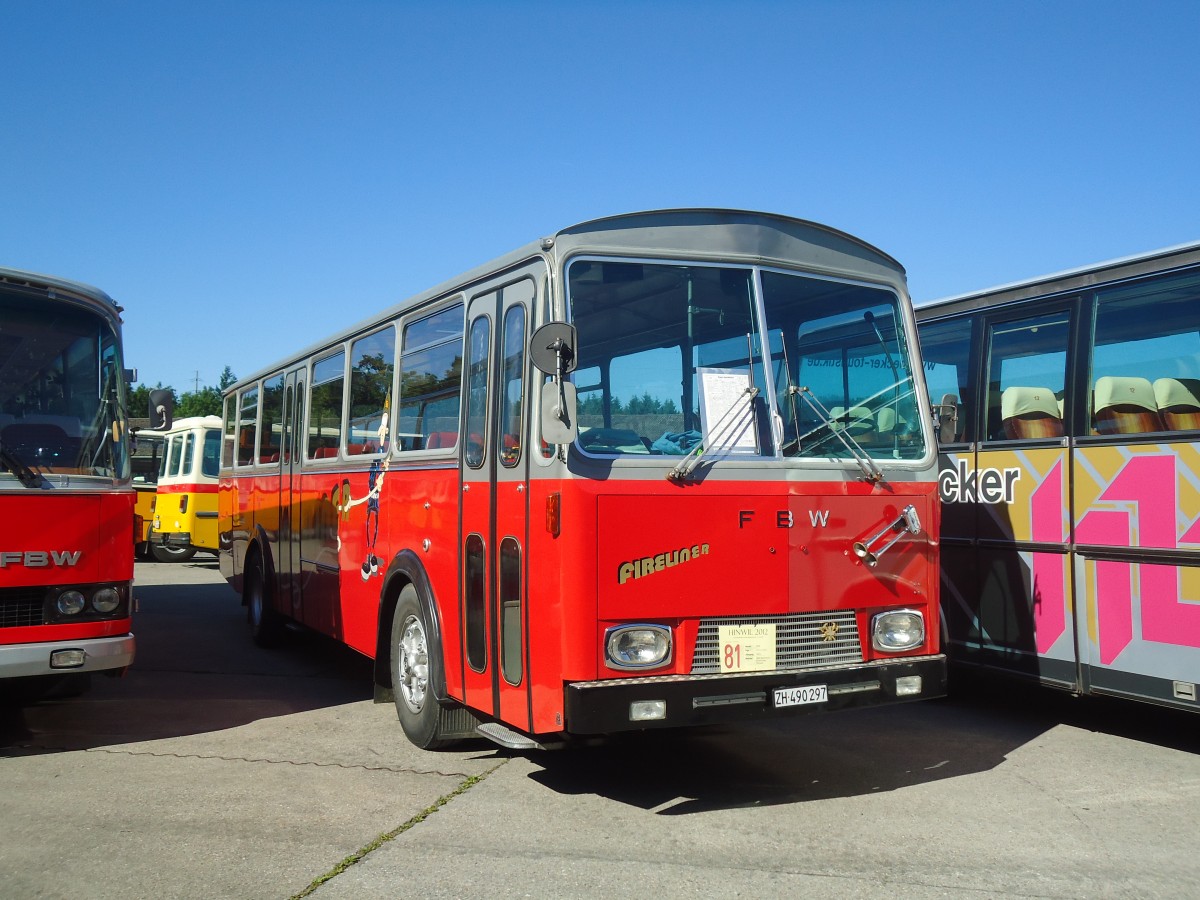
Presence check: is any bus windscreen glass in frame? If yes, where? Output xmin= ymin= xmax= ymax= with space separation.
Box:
xmin=0 ymin=291 xmax=130 ymax=480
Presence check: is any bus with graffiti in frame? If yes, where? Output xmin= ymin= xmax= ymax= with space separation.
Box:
xmin=220 ymin=209 xmax=944 ymax=749
xmin=917 ymin=240 xmax=1200 ymax=712
xmin=1 ymin=265 xmax=138 ymax=699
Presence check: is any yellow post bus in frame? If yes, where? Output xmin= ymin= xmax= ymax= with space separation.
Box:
xmin=147 ymin=415 xmax=221 ymax=562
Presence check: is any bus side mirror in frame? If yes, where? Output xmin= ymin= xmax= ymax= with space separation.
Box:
xmin=149 ymin=389 xmax=175 ymax=431
xmin=530 ymin=322 xmax=578 ymax=445
xmin=934 ymin=393 xmax=959 ymax=443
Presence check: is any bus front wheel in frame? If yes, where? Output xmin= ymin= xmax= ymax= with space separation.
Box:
xmin=391 ymin=585 xmax=457 ymax=749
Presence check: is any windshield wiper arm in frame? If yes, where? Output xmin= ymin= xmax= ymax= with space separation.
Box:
xmin=791 ymin=386 xmax=884 ymax=484
xmin=0 ymin=439 xmax=45 ymax=488
xmin=668 ymin=386 xmax=760 ymax=483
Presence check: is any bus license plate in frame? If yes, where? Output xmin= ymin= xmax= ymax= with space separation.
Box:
xmin=773 ymin=685 xmax=828 ymax=708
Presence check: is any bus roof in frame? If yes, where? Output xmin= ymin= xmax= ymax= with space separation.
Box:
xmin=916 ymin=239 xmax=1200 ymax=318
xmin=0 ymin=264 xmax=122 ymax=319
xmin=226 ymin=209 xmax=905 ymax=392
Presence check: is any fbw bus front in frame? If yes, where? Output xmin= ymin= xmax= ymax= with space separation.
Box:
xmin=0 ymin=266 xmax=136 ymax=698
xmin=220 ymin=210 xmax=945 ymax=749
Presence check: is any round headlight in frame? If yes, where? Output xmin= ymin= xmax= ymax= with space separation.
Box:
xmin=605 ymin=625 xmax=672 ymax=670
xmin=871 ymin=609 xmax=925 ymax=652
xmin=57 ymin=590 xmax=87 ymax=616
xmin=92 ymin=587 xmax=121 ymax=614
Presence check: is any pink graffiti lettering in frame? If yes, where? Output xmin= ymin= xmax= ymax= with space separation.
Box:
xmin=1075 ymin=455 xmax=1200 ymax=664
xmin=1029 ymin=460 xmax=1066 ymax=654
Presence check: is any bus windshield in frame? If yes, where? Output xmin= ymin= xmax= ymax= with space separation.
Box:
xmin=0 ymin=291 xmax=130 ymax=481
xmin=567 ymin=260 xmax=925 ymax=460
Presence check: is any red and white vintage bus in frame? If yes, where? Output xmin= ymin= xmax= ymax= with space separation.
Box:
xmin=0 ymin=266 xmax=138 ymax=699
xmin=219 ymin=210 xmax=945 ymax=749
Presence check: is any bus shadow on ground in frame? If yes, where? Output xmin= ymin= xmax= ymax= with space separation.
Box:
xmin=526 ymin=676 xmax=1198 ymax=813
xmin=0 ymin=571 xmax=374 ymax=757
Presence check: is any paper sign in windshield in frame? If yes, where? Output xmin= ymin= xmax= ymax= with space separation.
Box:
xmin=697 ymin=367 xmax=757 ymax=455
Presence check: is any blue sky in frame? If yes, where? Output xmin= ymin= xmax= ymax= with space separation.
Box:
xmin=2 ymin=0 xmax=1197 ymax=396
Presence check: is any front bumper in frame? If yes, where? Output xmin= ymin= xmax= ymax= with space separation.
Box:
xmin=0 ymin=634 xmax=136 ymax=678
xmin=564 ymin=654 xmax=946 ymax=734
xmin=149 ymin=530 xmax=191 ymax=549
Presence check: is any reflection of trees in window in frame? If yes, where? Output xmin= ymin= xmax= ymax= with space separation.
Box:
xmin=579 ymin=394 xmax=679 ymax=416
xmin=308 ymin=352 xmax=345 ymax=457
xmin=397 ymin=304 xmax=464 ymax=451
xmin=349 ymin=327 xmax=396 ymax=451
xmin=261 ymin=376 xmax=284 ymax=457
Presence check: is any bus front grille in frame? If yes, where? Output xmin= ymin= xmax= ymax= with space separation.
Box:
xmin=690 ymin=610 xmax=863 ymax=674
xmin=1 ymin=589 xmax=46 ymax=628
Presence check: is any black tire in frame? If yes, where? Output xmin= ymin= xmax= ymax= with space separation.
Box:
xmin=391 ymin=585 xmax=459 ymax=749
xmin=150 ymin=543 xmax=197 ymax=563
xmin=246 ymin=555 xmax=284 ymax=647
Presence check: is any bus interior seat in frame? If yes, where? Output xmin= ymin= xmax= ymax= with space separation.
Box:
xmin=1092 ymin=376 xmax=1163 ymax=435
xmin=312 ymin=446 xmax=338 ymax=459
xmin=1000 ymin=386 xmax=1064 ymax=440
xmin=20 ymin=413 xmax=82 ymax=436
xmin=577 ymin=427 xmax=649 ymax=453
xmin=424 ymin=431 xmax=457 ymax=449
xmin=877 ymin=408 xmax=918 ymax=445
xmin=1153 ymin=377 xmax=1200 ymax=431
xmin=829 ymin=406 xmax=874 ymax=437
xmin=2 ymin=421 xmax=74 ymax=450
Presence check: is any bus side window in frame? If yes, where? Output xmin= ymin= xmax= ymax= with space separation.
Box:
xmin=917 ymin=316 xmax=973 ymax=444
xmin=1090 ymin=269 xmax=1200 ymax=436
xmin=237 ymin=386 xmax=259 ymax=466
xmin=308 ymin=351 xmax=346 ymax=459
xmin=984 ymin=312 xmax=1068 ymax=442
xmin=261 ymin=375 xmax=284 ymax=463
xmin=397 ymin=303 xmax=463 ymax=453
xmin=348 ymin=326 xmax=396 ymax=454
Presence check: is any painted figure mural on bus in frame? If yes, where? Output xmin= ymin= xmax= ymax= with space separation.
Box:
xmin=333 ymin=400 xmax=391 ymax=580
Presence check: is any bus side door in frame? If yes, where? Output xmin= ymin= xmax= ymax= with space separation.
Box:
xmin=973 ymin=303 xmax=1078 ymax=688
xmin=280 ymin=369 xmax=304 ymax=622
xmin=460 ymin=269 xmax=538 ymax=731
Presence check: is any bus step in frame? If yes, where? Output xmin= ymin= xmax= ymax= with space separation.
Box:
xmin=475 ymin=722 xmax=543 ymax=750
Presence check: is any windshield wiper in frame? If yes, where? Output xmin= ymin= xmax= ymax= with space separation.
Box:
xmin=790 ymin=386 xmax=884 ymax=484
xmin=0 ymin=439 xmax=45 ymax=488
xmin=667 ymin=386 xmax=760 ymax=483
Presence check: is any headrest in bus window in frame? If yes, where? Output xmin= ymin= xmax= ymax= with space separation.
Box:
xmin=876 ymin=408 xmax=909 ymax=434
xmin=19 ymin=413 xmax=82 ymax=436
xmin=424 ymin=431 xmax=456 ymax=449
xmin=1092 ymin=376 xmax=1163 ymax=435
xmin=829 ymin=406 xmax=873 ymax=436
xmin=1153 ymin=377 xmax=1200 ymax=431
xmin=1000 ymin=387 xmax=1063 ymax=440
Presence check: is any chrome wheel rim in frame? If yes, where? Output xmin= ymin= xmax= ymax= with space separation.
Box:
xmin=398 ymin=615 xmax=429 ymax=714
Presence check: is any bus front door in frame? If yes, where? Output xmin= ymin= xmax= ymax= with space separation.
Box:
xmin=460 ymin=272 xmax=537 ymax=733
